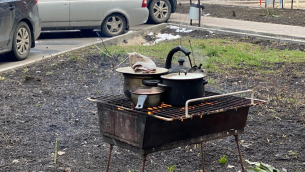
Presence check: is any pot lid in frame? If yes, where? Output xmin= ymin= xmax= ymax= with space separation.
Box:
xmin=116 ymin=67 xmax=168 ymax=75
xmin=161 ymin=72 xmax=205 ymax=80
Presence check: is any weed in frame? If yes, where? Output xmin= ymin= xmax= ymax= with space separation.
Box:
xmin=23 ymin=68 xmax=29 ymax=80
xmin=46 ymin=72 xmax=54 ymax=76
xmin=69 ymin=56 xmax=87 ymax=63
xmin=207 ymin=78 xmax=215 ymax=85
xmin=206 ymin=49 xmax=219 ymax=57
xmin=218 ymin=155 xmax=228 ymax=164
xmin=198 ymin=43 xmax=206 ymax=49
xmin=128 ymin=170 xmax=135 ymax=172
xmin=288 ymin=150 xmax=298 ymax=159
xmin=260 ymin=7 xmax=279 ymax=17
xmin=246 ymin=160 xmax=287 ymax=172
xmin=167 ymin=165 xmax=175 ymax=172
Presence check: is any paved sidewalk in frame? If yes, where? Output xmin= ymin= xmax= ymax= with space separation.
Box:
xmin=179 ymin=0 xmax=305 ymax=9
xmin=168 ymin=12 xmax=305 ymax=42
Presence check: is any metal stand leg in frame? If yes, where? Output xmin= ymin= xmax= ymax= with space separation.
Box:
xmin=106 ymin=144 xmax=113 ymax=172
xmin=200 ymin=143 xmax=205 ymax=172
xmin=141 ymin=154 xmax=147 ymax=172
xmin=234 ymin=135 xmax=245 ymax=172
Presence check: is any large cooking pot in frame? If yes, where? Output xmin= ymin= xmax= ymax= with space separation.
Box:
xmin=130 ymin=87 xmax=164 ymax=110
xmin=143 ymin=70 xmax=208 ymax=106
xmin=116 ymin=67 xmax=168 ymax=99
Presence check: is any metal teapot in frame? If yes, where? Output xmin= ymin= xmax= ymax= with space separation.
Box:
xmin=165 ymin=45 xmax=204 ymax=74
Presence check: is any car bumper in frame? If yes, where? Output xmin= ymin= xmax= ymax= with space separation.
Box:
xmin=125 ymin=8 xmax=149 ymax=27
xmin=172 ymin=0 xmax=177 ymax=13
xmin=32 ymin=5 xmax=41 ymax=40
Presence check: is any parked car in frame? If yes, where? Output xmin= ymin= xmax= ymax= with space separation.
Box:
xmin=147 ymin=0 xmax=177 ymax=24
xmin=0 ymin=0 xmax=41 ymax=60
xmin=38 ymin=0 xmax=149 ymax=37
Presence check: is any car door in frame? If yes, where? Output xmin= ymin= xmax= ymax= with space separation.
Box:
xmin=69 ymin=0 xmax=112 ymax=27
xmin=0 ymin=0 xmax=15 ymax=49
xmin=39 ymin=0 xmax=69 ymax=29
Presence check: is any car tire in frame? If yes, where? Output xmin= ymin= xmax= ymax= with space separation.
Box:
xmin=148 ymin=0 xmax=172 ymax=24
xmin=101 ymin=14 xmax=126 ymax=37
xmin=8 ymin=22 xmax=32 ymax=61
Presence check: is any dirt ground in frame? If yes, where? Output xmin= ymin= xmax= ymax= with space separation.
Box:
xmin=0 ymin=26 xmax=304 ymax=172
xmin=176 ymin=3 xmax=305 ymax=27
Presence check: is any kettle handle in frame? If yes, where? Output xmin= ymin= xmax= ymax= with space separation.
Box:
xmin=165 ymin=45 xmax=192 ymax=69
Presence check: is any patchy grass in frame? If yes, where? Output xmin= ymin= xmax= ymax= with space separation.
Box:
xmin=104 ymin=38 xmax=305 ymax=73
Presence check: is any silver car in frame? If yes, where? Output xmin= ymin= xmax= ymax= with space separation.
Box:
xmin=39 ymin=0 xmax=149 ymax=37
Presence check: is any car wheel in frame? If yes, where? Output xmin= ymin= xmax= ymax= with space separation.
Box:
xmin=101 ymin=14 xmax=126 ymax=37
xmin=148 ymin=0 xmax=172 ymax=24
xmin=8 ymin=22 xmax=31 ymax=60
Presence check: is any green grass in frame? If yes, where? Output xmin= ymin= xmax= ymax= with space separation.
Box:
xmin=104 ymin=38 xmax=305 ymax=73
xmin=167 ymin=165 xmax=175 ymax=172
xmin=218 ymin=155 xmax=228 ymax=164
xmin=257 ymin=69 xmax=278 ymax=74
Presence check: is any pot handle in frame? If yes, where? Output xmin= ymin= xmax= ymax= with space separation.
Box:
xmin=157 ymin=83 xmax=172 ymax=90
xmin=135 ymin=95 xmax=148 ymax=110
xmin=142 ymin=79 xmax=161 ymax=86
xmin=203 ymin=80 xmax=208 ymax=85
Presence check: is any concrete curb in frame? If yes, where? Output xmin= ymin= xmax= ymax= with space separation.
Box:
xmin=0 ymin=23 xmax=168 ymax=74
xmin=168 ymin=21 xmax=305 ymax=44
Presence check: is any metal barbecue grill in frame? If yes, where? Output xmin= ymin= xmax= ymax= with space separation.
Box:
xmin=88 ymin=90 xmax=266 ymax=172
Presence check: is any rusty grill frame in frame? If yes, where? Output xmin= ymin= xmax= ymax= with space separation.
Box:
xmin=88 ymin=90 xmax=266 ymax=172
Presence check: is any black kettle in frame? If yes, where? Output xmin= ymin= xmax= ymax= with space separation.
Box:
xmin=165 ymin=45 xmax=204 ymax=74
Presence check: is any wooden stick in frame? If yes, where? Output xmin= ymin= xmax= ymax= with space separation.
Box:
xmin=54 ymin=138 xmax=58 ymax=164
xmin=291 ymin=0 xmax=294 ymax=9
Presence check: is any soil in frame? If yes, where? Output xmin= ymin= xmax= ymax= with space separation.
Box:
xmin=176 ymin=3 xmax=305 ymax=27
xmin=1 ymin=29 xmax=305 ymax=172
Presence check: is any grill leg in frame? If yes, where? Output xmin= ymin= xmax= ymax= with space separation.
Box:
xmin=106 ymin=144 xmax=113 ymax=172
xmin=141 ymin=154 xmax=147 ymax=172
xmin=200 ymin=142 xmax=205 ymax=172
xmin=234 ymin=135 xmax=245 ymax=172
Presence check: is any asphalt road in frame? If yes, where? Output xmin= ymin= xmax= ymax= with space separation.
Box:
xmin=0 ymin=24 xmax=154 ymax=73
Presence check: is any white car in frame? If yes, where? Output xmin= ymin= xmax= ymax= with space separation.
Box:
xmin=38 ymin=0 xmax=149 ymax=37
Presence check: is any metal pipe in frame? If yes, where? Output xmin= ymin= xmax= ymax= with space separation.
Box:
xmin=190 ymin=0 xmax=192 ymax=25
xmin=141 ymin=154 xmax=147 ymax=172
xmin=200 ymin=143 xmax=205 ymax=172
xmin=185 ymin=90 xmax=254 ymax=118
xmin=234 ymin=135 xmax=245 ymax=172
xmin=291 ymin=0 xmax=294 ymax=9
xmin=198 ymin=0 xmax=201 ymax=27
xmin=106 ymin=144 xmax=113 ymax=172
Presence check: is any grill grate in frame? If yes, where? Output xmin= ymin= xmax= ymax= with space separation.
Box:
xmin=91 ymin=92 xmax=266 ymax=121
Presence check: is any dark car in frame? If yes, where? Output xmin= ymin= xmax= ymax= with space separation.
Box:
xmin=0 ymin=0 xmax=41 ymax=60
xmin=147 ymin=0 xmax=177 ymax=23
